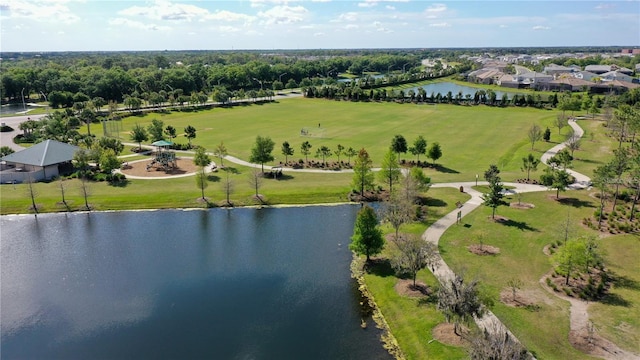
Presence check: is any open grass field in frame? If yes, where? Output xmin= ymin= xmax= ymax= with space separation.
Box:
xmin=102 ymin=97 xmax=573 ymax=183
xmin=437 ymin=190 xmax=639 ymax=359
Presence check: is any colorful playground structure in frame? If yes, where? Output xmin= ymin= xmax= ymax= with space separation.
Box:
xmin=147 ymin=140 xmax=177 ymax=171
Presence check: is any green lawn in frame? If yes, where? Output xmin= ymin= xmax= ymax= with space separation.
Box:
xmin=438 ymin=190 xmax=638 ymax=359
xmin=366 ymin=187 xmax=471 ymax=360
xmin=100 ymin=97 xmax=567 ymax=183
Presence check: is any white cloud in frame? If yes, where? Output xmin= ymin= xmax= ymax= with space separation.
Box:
xmin=594 ymin=3 xmax=615 ymax=10
xmin=499 ymin=24 xmax=508 ymax=28
xmin=218 ymin=25 xmax=241 ymax=33
xmin=313 ymin=32 xmax=325 ymax=37
xmin=205 ymin=10 xmax=254 ymax=22
xmin=429 ymin=22 xmax=449 ymax=27
xmin=358 ymin=1 xmax=376 ymax=8
xmin=331 ymin=12 xmax=358 ymax=23
xmin=257 ymin=5 xmax=309 ymax=25
xmin=250 ymin=0 xmax=301 ymax=8
xmin=532 ymin=25 xmax=550 ymax=30
xmin=345 ymin=24 xmax=359 ymax=29
xmin=0 ymin=0 xmax=80 ymax=23
xmin=425 ymin=3 xmax=447 ymax=14
xmin=119 ymin=0 xmax=208 ymax=22
xmin=109 ymin=17 xmax=171 ymax=31
xmin=386 ymin=5 xmax=395 ymax=10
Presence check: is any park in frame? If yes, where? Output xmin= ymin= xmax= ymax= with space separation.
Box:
xmin=1 ymin=88 xmax=639 ymax=360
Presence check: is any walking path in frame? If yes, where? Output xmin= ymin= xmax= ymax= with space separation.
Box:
xmin=3 ymin=113 xmax=636 ymax=358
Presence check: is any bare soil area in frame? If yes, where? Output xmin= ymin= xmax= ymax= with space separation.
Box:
xmin=467 ymin=244 xmax=500 ymax=255
xmin=510 ymin=202 xmax=535 ymax=209
xmin=394 ymin=279 xmax=431 ymax=298
xmin=432 ymin=323 xmax=468 ymax=347
xmin=120 ymin=158 xmax=198 ymax=177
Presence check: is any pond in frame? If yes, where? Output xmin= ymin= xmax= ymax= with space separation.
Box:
xmin=1 ymin=206 xmax=391 ymax=360
xmin=405 ymin=82 xmax=518 ymax=99
xmin=0 ymin=103 xmax=32 ymax=116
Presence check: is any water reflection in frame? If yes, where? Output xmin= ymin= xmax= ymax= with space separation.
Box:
xmin=1 ymin=206 xmax=390 ymax=359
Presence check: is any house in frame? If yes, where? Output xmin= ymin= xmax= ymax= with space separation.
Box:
xmin=544 ymin=64 xmax=574 ymax=76
xmin=584 ymin=65 xmax=614 ymax=74
xmin=572 ymin=71 xmax=599 ymax=82
xmin=0 ymin=140 xmax=78 ymax=183
xmin=467 ymin=68 xmax=503 ymax=84
xmin=599 ymin=70 xmax=634 ymax=83
xmin=590 ymin=80 xmax=640 ymax=94
xmin=548 ymin=77 xmax=593 ymax=92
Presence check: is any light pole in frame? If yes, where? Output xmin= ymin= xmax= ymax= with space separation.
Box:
xmin=40 ymin=92 xmax=49 ymax=114
xmin=403 ymin=63 xmax=410 ymax=73
xmin=279 ymin=72 xmax=287 ymax=83
xmin=475 ymin=174 xmax=478 ymax=186
xmin=21 ymin=88 xmax=26 ymax=111
xmin=252 ymin=77 xmax=263 ymax=90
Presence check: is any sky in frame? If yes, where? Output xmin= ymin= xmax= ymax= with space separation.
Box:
xmin=0 ymin=0 xmax=639 ymax=52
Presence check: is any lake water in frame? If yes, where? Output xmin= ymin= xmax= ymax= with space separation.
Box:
xmin=407 ymin=82 xmax=517 ymax=98
xmin=1 ymin=206 xmax=391 ymax=359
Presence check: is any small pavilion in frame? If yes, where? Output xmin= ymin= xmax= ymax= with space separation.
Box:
xmin=0 ymin=140 xmax=78 ymax=183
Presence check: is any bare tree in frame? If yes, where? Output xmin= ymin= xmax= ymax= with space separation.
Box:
xmin=566 ymin=129 xmax=581 ymax=157
xmin=506 ymin=278 xmax=523 ymax=302
xmin=59 ymin=177 xmax=70 ymax=211
xmin=391 ymin=234 xmax=438 ymax=287
xmin=383 ymin=193 xmax=414 ymax=240
xmin=25 ymin=175 xmax=39 ymax=215
xmin=222 ymin=169 xmax=234 ymax=206
xmin=527 ymin=124 xmax=542 ymax=150
xmin=467 ymin=324 xmax=530 ymax=360
xmin=79 ymin=176 xmax=91 ymax=211
xmin=248 ymin=168 xmax=263 ymax=203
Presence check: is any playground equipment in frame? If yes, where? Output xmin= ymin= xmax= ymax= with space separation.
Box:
xmin=147 ymin=140 xmax=177 ymax=171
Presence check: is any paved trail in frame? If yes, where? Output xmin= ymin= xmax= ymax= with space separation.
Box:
xmin=3 ymin=112 xmax=636 ymax=358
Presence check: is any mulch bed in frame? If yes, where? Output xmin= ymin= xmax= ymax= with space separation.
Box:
xmin=120 ymin=158 xmax=198 ymax=177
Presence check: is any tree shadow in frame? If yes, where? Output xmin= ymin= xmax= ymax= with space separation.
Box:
xmin=433 ymin=164 xmax=459 ymax=174
xmin=556 ymin=197 xmax=595 ymax=208
xmin=610 ymin=273 xmax=640 ymax=291
xmin=423 ymin=197 xmax=447 ymax=207
xmin=497 ymin=218 xmax=538 ymax=232
xmin=108 ymin=179 xmax=130 ymax=188
xmin=222 ymin=166 xmax=239 ymax=174
xmin=365 ymin=258 xmax=394 ymax=278
xmin=599 ymin=292 xmax=631 ymax=307
xmin=207 ymin=174 xmax=220 ymax=182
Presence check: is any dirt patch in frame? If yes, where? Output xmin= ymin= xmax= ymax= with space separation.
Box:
xmin=394 ymin=279 xmax=431 ymax=298
xmin=432 ymin=323 xmax=468 ymax=347
xmin=500 ymin=289 xmax=539 ymax=309
xmin=121 ymin=158 xmax=198 ymax=177
xmin=510 ymin=202 xmax=535 ymax=209
xmin=467 ymin=244 xmax=500 ymax=255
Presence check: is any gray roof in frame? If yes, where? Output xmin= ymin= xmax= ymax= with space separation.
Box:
xmin=1 ymin=140 xmax=79 ymax=167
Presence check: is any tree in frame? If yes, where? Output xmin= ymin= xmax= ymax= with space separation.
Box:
xmin=378 ymin=149 xmax=401 ymax=193
xmin=335 ymin=144 xmax=344 ymax=163
xmin=391 ymin=234 xmax=437 ymax=287
xmin=99 ymin=149 xmax=121 ymax=174
xmin=609 ymin=147 xmax=630 ymax=210
xmin=437 ymin=274 xmax=484 ymax=336
xmin=248 ymin=168 xmax=264 ymax=202
xmin=383 ymin=192 xmax=414 ymax=240
xmin=409 ymin=135 xmax=427 ymax=162
xmin=130 ymin=123 xmax=148 ymax=151
xmin=281 ymin=141 xmax=294 ymax=164
xmin=345 ymin=147 xmax=357 ymax=165
xmin=506 ymin=278 xmax=523 ymax=302
xmin=58 ymin=177 xmax=70 ymax=211
xmin=467 ymin=324 xmax=529 ymax=360
xmin=628 ymin=144 xmax=640 ymax=221
xmin=249 ymin=135 xmax=275 ymax=173
xmin=147 ymin=119 xmax=164 ymax=142
xmin=352 ymin=148 xmax=375 ymax=196
xmin=1 ymin=146 xmax=15 ymax=157
xmin=79 ymin=176 xmax=91 ymax=211
xmin=25 ymin=175 xmax=39 ymax=215
xmin=481 ymin=164 xmax=506 ymax=219
xmin=222 ymin=168 xmax=234 ymax=206
xmin=554 ymin=113 xmax=568 ymax=135
xmin=315 ymin=145 xmax=332 ymax=166
xmin=427 ymin=142 xmax=442 ymax=165
xmin=520 ymin=153 xmax=540 ymax=181
xmin=98 ymin=137 xmax=124 ymax=155
xmin=349 ymin=205 xmax=384 ymax=262
xmin=390 ymin=134 xmax=408 ymax=159
xmin=164 ymin=125 xmax=177 ymax=140
xmin=193 ymin=147 xmax=211 ymax=201
xmin=213 ymin=141 xmax=228 ymax=167
xmin=592 ymin=164 xmax=613 ymax=227
xmin=184 ymin=125 xmax=197 ymax=147
xmin=301 ymin=141 xmax=312 ymax=163
xmin=546 ymin=168 xmax=571 ymax=199
xmin=528 ymin=124 xmax=542 ymax=150
xmin=552 ymin=238 xmax=587 ymax=285
xmin=566 ymin=129 xmax=581 ymax=157
xmin=543 ymin=127 xmax=551 ymax=142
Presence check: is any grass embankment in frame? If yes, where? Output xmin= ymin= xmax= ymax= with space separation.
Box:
xmin=439 ymin=190 xmax=639 ymax=359
xmin=365 ymin=187 xmax=470 ymax=360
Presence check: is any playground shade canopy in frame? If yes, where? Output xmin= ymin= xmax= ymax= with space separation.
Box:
xmin=151 ymin=140 xmax=173 ymax=147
